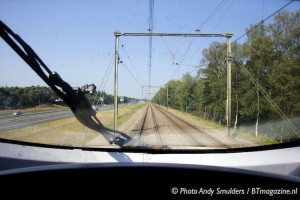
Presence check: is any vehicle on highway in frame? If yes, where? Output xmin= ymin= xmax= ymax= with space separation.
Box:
xmin=0 ymin=1 xmax=299 ymax=199
xmin=12 ymin=111 xmax=22 ymax=116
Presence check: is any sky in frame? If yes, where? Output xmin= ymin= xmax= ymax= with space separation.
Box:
xmin=0 ymin=0 xmax=299 ymax=99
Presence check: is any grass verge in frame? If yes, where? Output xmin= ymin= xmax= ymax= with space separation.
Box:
xmin=0 ymin=103 xmax=145 ymax=147
xmin=236 ymin=131 xmax=280 ymax=145
xmin=158 ymin=105 xmax=279 ymax=146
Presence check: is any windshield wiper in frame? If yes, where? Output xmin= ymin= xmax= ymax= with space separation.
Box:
xmin=0 ymin=20 xmax=103 ymax=129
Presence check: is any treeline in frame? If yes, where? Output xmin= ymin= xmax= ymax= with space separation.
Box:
xmin=0 ymin=86 xmax=137 ymax=110
xmin=0 ymin=86 xmax=59 ymax=109
xmin=86 ymin=91 xmax=137 ymax=105
xmin=153 ymin=10 xmax=300 ymax=142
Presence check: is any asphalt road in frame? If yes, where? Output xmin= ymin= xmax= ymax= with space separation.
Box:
xmin=0 ymin=109 xmax=73 ymax=132
xmin=0 ymin=106 xmax=114 ymax=132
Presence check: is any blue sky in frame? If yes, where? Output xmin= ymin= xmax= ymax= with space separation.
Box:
xmin=0 ymin=0 xmax=299 ymax=99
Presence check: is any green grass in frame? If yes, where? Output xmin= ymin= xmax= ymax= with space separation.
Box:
xmin=159 ymin=105 xmax=225 ymax=129
xmin=0 ymin=103 xmax=146 ymax=146
xmin=1 ymin=102 xmax=280 ymax=147
xmin=158 ymin=104 xmax=280 ymax=146
xmin=107 ymin=103 xmax=145 ymax=129
xmin=236 ymin=131 xmax=280 ymax=145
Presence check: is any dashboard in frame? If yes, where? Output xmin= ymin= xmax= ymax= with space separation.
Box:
xmin=0 ymin=140 xmax=299 ymax=199
xmin=1 ymin=162 xmax=300 ymax=199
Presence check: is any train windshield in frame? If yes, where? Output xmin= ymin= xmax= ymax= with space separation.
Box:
xmin=0 ymin=0 xmax=299 ymax=150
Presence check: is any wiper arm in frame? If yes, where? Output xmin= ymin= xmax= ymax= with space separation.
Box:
xmin=0 ymin=20 xmax=103 ymax=129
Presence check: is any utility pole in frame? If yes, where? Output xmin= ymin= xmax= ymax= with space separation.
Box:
xmin=142 ymin=86 xmax=144 ymax=102
xmin=166 ymin=86 xmax=169 ymax=109
xmin=114 ymin=31 xmax=121 ymax=131
xmin=226 ymin=32 xmax=233 ymax=137
xmin=186 ymin=100 xmax=188 ymax=113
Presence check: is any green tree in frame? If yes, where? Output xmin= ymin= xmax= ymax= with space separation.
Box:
xmin=239 ymin=23 xmax=275 ymax=136
xmin=268 ymin=10 xmax=300 ymax=117
xmin=201 ymin=42 xmax=227 ymax=123
xmin=176 ymin=73 xmax=194 ymax=112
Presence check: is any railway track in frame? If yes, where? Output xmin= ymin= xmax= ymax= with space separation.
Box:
xmin=152 ymin=104 xmax=229 ymax=148
xmin=120 ymin=102 xmax=248 ymax=149
xmin=138 ymin=103 xmax=163 ymax=147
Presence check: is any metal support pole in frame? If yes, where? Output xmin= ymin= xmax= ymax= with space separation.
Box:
xmin=226 ymin=32 xmax=233 ymax=137
xmin=166 ymin=86 xmax=169 ymax=109
xmin=114 ymin=31 xmax=121 ymax=130
xmin=142 ymin=86 xmax=144 ymax=101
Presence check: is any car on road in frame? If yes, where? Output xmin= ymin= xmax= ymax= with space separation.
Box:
xmin=92 ymin=105 xmax=98 ymax=111
xmin=12 ymin=111 xmax=22 ymax=116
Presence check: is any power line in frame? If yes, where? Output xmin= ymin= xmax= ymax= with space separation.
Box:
xmin=120 ymin=42 xmax=145 ymax=85
xmin=120 ymin=60 xmax=142 ymax=86
xmin=232 ymin=55 xmax=300 ymax=138
xmin=102 ymin=61 xmax=114 ymax=90
xmin=187 ymin=60 xmax=209 ymax=74
xmin=100 ymin=54 xmax=114 ymax=89
xmin=169 ymin=0 xmax=231 ymax=80
xmin=187 ymin=0 xmax=234 ymax=63
xmin=96 ymin=58 xmax=114 ymax=106
xmin=170 ymin=38 xmax=194 ymax=79
xmin=224 ymin=0 xmax=299 ymax=138
xmin=189 ymin=0 xmax=291 ymax=67
xmin=211 ymin=0 xmax=234 ymax=33
xmin=161 ymin=36 xmax=209 ymax=77
xmin=160 ymin=36 xmax=175 ymax=63
xmin=92 ymin=53 xmax=114 ymax=105
xmin=196 ymin=0 xmax=231 ymax=30
xmin=233 ymin=0 xmax=295 ymax=44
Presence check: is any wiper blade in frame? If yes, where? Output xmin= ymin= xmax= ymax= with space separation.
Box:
xmin=0 ymin=20 xmax=103 ymax=129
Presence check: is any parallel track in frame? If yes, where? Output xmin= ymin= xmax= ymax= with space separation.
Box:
xmin=152 ymin=103 xmax=229 ymax=148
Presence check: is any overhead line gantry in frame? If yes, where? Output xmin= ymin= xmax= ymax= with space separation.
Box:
xmin=113 ymin=31 xmax=232 ymax=137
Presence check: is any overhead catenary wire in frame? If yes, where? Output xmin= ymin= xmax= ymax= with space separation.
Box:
xmin=170 ymin=38 xmax=195 ymax=79
xmin=232 ymin=0 xmax=295 ymax=44
xmin=170 ymin=0 xmax=232 ymax=80
xmin=187 ymin=0 xmax=233 ymax=64
xmin=187 ymin=59 xmax=209 ymax=75
xmin=161 ymin=33 xmax=209 ymax=73
xmin=160 ymin=36 xmax=175 ymax=63
xmin=170 ymin=0 xmax=296 ymax=137
xmin=232 ymin=55 xmax=300 ymax=138
xmin=196 ymin=0 xmax=231 ymax=30
xmin=219 ymin=0 xmax=299 ymax=138
xmin=92 ymin=53 xmax=114 ymax=106
xmin=188 ymin=0 xmax=292 ymax=67
xmin=120 ymin=60 xmax=143 ymax=87
xmin=210 ymin=0 xmax=234 ymax=34
xmin=174 ymin=37 xmax=189 ymax=59
xmin=160 ymin=36 xmax=189 ymax=65
xmin=204 ymin=0 xmax=296 ymax=79
xmin=95 ymin=58 xmax=114 ymax=106
xmin=232 ymin=24 xmax=300 ymax=136
xmin=120 ymin=42 xmax=145 ymax=85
